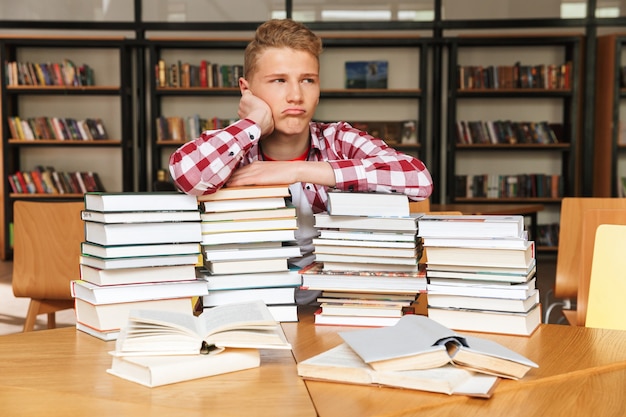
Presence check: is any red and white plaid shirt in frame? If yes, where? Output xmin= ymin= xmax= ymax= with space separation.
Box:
xmin=169 ymin=119 xmax=433 ymax=214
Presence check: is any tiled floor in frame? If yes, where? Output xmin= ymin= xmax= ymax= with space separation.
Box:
xmin=0 ymin=253 xmax=563 ymax=336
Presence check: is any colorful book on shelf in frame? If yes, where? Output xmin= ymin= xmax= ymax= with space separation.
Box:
xmin=113 ymin=300 xmax=291 ymax=356
xmin=337 ymin=314 xmax=538 ymax=378
xmin=297 ymin=343 xmax=498 ymax=397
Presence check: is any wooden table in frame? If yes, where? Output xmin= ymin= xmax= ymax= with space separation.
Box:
xmin=1 ymin=306 xmax=625 ymax=417
xmin=430 ymin=203 xmax=544 ymax=241
xmin=282 ymin=306 xmax=626 ymax=417
xmin=0 ymin=327 xmax=316 ymax=417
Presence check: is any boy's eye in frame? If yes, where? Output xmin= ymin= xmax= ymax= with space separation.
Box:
xmin=272 ymin=78 xmax=286 ymax=83
xmin=303 ymin=78 xmax=316 ymax=84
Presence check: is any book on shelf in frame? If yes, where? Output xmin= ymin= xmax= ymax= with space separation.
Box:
xmin=84 ymin=191 xmax=199 ymax=212
xmin=427 ymin=304 xmax=542 ymax=336
xmin=196 ymin=184 xmax=291 ymax=202
xmin=205 ymin=257 xmax=289 ymax=275
xmin=427 ymin=289 xmax=540 ymax=314
xmin=202 ymin=243 xmax=301 ymax=262
xmin=80 ymin=241 xmax=201 ymax=259
xmin=426 ymin=262 xmax=537 ymax=284
xmin=345 ymin=60 xmax=388 ymax=89
xmin=71 ymin=279 xmax=208 ymax=305
xmin=202 ymin=286 xmax=296 ymax=307
xmin=417 ymin=214 xmax=525 ymax=238
xmin=314 ymin=213 xmax=421 ymax=232
xmin=201 ymin=217 xmax=298 ymax=234
xmin=300 ymin=262 xmax=427 ymax=293
xmin=107 ymin=348 xmax=261 ymax=388
xmin=347 ymin=120 xmax=418 ymax=146
xmin=81 ymin=209 xmax=201 ymax=224
xmin=338 ymin=314 xmax=538 ymax=378
xmin=197 ymin=267 xmax=302 ymax=291
xmin=297 ymin=343 xmax=498 ymax=397
xmin=199 ymin=205 xmax=296 ymax=222
xmin=318 ymin=229 xmax=417 ymax=242
xmin=313 ymin=310 xmax=403 ymax=327
xmin=79 ymin=253 xmax=200 ymax=270
xmin=79 ymin=263 xmax=198 ymax=286
xmin=326 ymin=190 xmax=410 ymax=217
xmin=426 ymin=277 xmax=536 ymax=300
xmin=114 ymin=300 xmax=291 ymax=356
xmin=84 ymin=221 xmax=202 ymax=246
xmin=75 ymin=297 xmax=194 ymax=333
xmin=424 ymin=243 xmax=535 ymax=269
xmin=200 ymin=228 xmax=296 ymax=246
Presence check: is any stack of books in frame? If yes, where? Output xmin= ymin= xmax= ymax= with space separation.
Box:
xmin=196 ymin=185 xmax=302 ymax=322
xmin=71 ymin=192 xmax=207 ymax=341
xmin=420 ymin=214 xmax=541 ymax=336
xmin=302 ymin=190 xmax=427 ymax=326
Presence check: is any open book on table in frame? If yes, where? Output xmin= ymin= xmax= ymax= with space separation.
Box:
xmin=114 ymin=299 xmax=292 ymax=356
xmin=338 ymin=314 xmax=538 ymax=379
xmin=297 ymin=343 xmax=499 ymax=397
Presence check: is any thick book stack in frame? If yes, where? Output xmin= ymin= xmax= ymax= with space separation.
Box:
xmin=420 ymin=214 xmax=541 ymax=336
xmin=72 ymin=192 xmax=206 ymax=341
xmin=303 ymin=190 xmax=427 ymax=326
xmin=197 ymin=185 xmax=302 ymax=322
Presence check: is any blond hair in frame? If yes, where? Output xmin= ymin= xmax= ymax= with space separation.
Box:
xmin=244 ymin=19 xmax=323 ymax=79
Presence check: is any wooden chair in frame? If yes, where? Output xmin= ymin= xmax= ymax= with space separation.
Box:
xmin=409 ymin=199 xmax=430 ymax=213
xmin=575 ymin=209 xmax=626 ymax=326
xmin=12 ymin=200 xmax=84 ymax=331
xmin=544 ymin=198 xmax=626 ymax=324
xmin=585 ymin=224 xmax=626 ymax=330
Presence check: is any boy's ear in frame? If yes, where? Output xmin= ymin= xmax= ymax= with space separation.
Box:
xmin=239 ymin=77 xmax=249 ymax=93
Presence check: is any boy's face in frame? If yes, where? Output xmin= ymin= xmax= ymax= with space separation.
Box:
xmin=245 ymin=47 xmax=320 ymax=137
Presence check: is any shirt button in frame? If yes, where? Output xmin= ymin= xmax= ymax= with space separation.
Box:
xmin=249 ymin=134 xmax=254 ymax=140
xmin=228 ymin=151 xmax=234 ymax=156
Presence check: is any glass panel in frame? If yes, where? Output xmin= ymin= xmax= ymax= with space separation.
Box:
xmin=441 ymin=0 xmax=586 ymax=20
xmin=293 ymin=0 xmax=435 ymax=22
xmin=0 ymin=0 xmax=134 ymax=21
xmin=142 ymin=0 xmax=284 ymax=22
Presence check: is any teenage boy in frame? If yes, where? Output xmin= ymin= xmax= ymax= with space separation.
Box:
xmin=169 ymin=19 xmax=433 ymax=303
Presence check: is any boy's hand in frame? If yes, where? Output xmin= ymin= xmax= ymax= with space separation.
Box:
xmin=238 ymin=90 xmax=274 ymax=137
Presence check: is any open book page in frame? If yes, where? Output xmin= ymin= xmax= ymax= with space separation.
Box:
xmin=446 ymin=335 xmax=538 ymax=379
xmin=339 ymin=315 xmax=457 ymax=371
xmin=297 ymin=343 xmax=498 ymax=397
xmin=339 ymin=315 xmax=537 ymax=378
xmin=114 ymin=300 xmax=291 ymax=355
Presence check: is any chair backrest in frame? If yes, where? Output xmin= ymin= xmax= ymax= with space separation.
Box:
xmin=585 ymin=224 xmax=626 ymax=330
xmin=576 ymin=209 xmax=626 ymax=326
xmin=12 ymin=200 xmax=84 ymax=300
xmin=554 ymin=198 xmax=626 ymax=300
xmin=409 ymin=199 xmax=430 ymax=213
